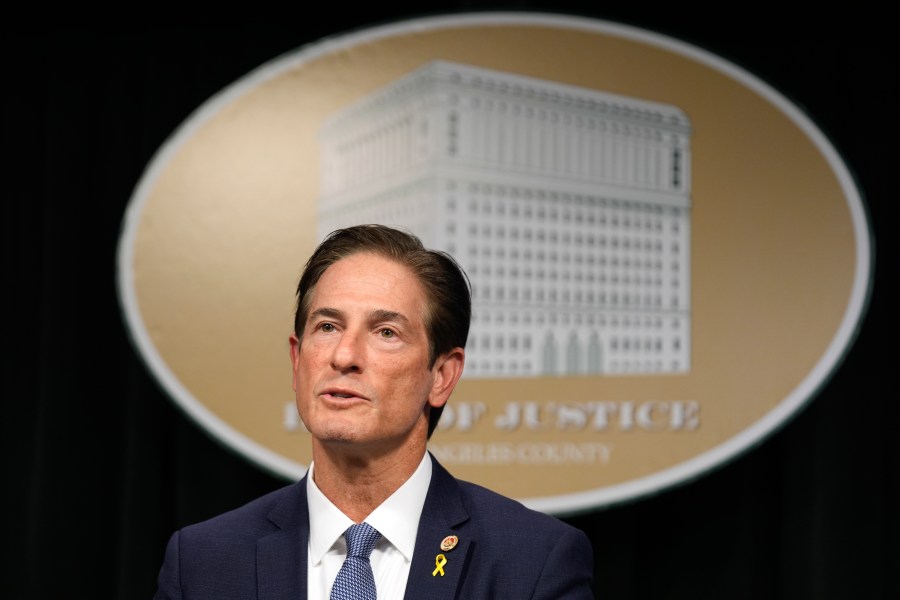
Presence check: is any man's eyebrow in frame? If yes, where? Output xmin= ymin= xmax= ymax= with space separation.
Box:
xmin=369 ymin=309 xmax=411 ymax=326
xmin=308 ymin=307 xmax=342 ymax=322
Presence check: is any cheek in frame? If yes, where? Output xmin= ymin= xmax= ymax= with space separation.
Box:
xmin=388 ymin=364 xmax=436 ymax=402
xmin=293 ymin=356 xmax=320 ymax=401
xmin=296 ymin=343 xmax=329 ymax=373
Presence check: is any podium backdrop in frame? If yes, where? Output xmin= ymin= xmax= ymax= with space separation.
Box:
xmin=5 ymin=9 xmax=895 ymax=599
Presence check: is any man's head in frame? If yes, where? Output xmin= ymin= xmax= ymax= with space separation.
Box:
xmin=293 ymin=224 xmax=470 ymax=438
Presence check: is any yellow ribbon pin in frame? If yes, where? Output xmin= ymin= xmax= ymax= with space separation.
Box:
xmin=432 ymin=553 xmax=447 ymax=576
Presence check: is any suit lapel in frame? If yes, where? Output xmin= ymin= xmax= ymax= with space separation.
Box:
xmin=257 ymin=478 xmax=310 ymax=600
xmin=404 ymin=455 xmax=472 ymax=600
xmin=252 ymin=460 xmax=472 ymax=599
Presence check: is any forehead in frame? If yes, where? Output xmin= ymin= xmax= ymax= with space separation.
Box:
xmin=311 ymin=252 xmax=427 ymax=316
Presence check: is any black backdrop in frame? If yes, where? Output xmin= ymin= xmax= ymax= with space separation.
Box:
xmin=5 ymin=7 xmax=896 ymax=599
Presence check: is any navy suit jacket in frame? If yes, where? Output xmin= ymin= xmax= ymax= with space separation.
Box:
xmin=154 ymin=454 xmax=594 ymax=599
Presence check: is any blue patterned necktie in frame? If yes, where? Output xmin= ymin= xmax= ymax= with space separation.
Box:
xmin=330 ymin=522 xmax=381 ymax=600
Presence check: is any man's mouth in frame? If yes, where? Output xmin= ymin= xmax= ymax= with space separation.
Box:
xmin=322 ymin=388 xmax=366 ymax=401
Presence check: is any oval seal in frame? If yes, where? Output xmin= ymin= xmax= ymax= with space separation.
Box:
xmin=117 ymin=12 xmax=872 ymax=515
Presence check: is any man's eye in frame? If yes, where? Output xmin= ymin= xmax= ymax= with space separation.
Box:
xmin=379 ymin=328 xmax=395 ymax=338
xmin=320 ymin=323 xmax=336 ymax=332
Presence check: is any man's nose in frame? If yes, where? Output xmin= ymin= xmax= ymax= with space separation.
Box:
xmin=331 ymin=330 xmax=363 ymax=372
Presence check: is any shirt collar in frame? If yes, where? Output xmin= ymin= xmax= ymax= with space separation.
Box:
xmin=307 ymin=453 xmax=432 ymax=565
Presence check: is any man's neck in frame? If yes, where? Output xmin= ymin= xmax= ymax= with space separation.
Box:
xmin=310 ymin=441 xmax=427 ymax=523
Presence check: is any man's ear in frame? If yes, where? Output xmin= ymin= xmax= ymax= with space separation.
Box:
xmin=289 ymin=333 xmax=301 ymax=392
xmin=427 ymin=348 xmax=465 ymax=409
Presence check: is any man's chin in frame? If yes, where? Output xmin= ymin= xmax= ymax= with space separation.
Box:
xmin=308 ymin=418 xmax=375 ymax=445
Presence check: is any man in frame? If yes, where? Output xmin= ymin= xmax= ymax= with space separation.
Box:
xmin=154 ymin=224 xmax=595 ymax=599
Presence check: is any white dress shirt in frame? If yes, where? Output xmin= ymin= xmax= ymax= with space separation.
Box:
xmin=306 ymin=453 xmax=432 ymax=600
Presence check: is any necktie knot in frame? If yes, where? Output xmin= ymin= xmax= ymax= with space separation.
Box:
xmin=330 ymin=522 xmax=381 ymax=600
xmin=344 ymin=522 xmax=381 ymax=559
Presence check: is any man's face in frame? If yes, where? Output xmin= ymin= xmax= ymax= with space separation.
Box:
xmin=290 ymin=252 xmax=463 ymax=456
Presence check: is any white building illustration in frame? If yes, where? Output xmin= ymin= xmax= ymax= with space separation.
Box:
xmin=317 ymin=60 xmax=691 ymax=378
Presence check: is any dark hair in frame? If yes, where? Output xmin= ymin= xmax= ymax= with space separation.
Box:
xmin=294 ymin=224 xmax=470 ymax=437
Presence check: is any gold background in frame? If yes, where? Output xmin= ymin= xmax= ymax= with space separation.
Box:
xmin=129 ymin=19 xmax=857 ymax=503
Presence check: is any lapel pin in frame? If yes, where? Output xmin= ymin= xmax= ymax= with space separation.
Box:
xmin=440 ymin=535 xmax=459 ymax=552
xmin=433 ymin=553 xmax=447 ymax=577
